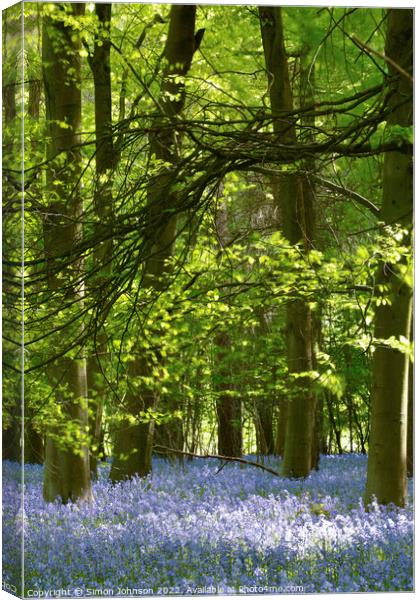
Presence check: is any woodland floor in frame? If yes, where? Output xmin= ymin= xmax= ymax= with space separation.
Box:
xmin=2 ymin=454 xmax=413 ymax=596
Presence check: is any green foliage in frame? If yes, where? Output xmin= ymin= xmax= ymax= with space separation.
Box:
xmin=7 ymin=4 xmax=412 ymax=460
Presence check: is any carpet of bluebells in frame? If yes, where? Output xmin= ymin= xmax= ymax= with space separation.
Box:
xmin=2 ymin=454 xmax=413 ymax=596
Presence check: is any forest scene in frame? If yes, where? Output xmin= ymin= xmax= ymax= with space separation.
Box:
xmin=2 ymin=1 xmax=413 ymax=596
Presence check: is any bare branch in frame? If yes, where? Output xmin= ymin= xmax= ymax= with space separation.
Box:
xmin=312 ymin=175 xmax=380 ymax=215
xmin=351 ymin=34 xmax=413 ymax=84
xmin=153 ymin=445 xmax=280 ymax=477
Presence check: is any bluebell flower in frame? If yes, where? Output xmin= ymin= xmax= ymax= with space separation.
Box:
xmin=1 ymin=455 xmax=413 ymax=594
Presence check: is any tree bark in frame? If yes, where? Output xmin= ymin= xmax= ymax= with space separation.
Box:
xmin=259 ymin=7 xmax=316 ymax=478
xmin=255 ymin=399 xmax=275 ymax=455
xmin=215 ymin=332 xmax=242 ymax=457
xmin=406 ymin=357 xmax=413 ymax=477
xmin=325 ymin=391 xmax=343 ymax=454
xmin=86 ymin=2 xmax=114 ymax=478
xmin=365 ymin=9 xmax=413 ymax=507
xmin=110 ymin=6 xmax=203 ymax=481
xmin=299 ymin=52 xmax=321 ymax=470
xmin=211 ymin=199 xmax=243 ymax=458
xmin=42 ymin=3 xmax=91 ymax=503
xmin=275 ymin=396 xmax=288 ymax=456
xmin=254 ymin=311 xmax=274 ymax=455
xmin=25 ymin=7 xmax=44 ymax=465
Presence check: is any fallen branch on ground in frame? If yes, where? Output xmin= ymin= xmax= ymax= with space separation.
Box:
xmin=153 ymin=445 xmax=280 ymax=477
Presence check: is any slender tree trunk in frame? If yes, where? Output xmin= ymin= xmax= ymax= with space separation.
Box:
xmin=312 ymin=316 xmax=327 ymax=462
xmin=110 ymin=6 xmax=203 ymax=481
xmin=212 ymin=198 xmax=242 ymax=458
xmin=406 ymin=318 xmax=413 ymax=477
xmin=406 ymin=358 xmax=413 ymax=477
xmin=300 ymin=57 xmax=321 ymax=470
xmin=353 ymin=408 xmax=367 ymax=454
xmin=86 ymin=2 xmax=114 ymax=478
xmin=259 ymin=7 xmax=316 ymax=478
xmin=42 ymin=3 xmax=91 ymax=503
xmin=215 ymin=332 xmax=242 ymax=457
xmin=255 ymin=399 xmax=275 ymax=455
xmin=317 ymin=395 xmax=328 ymax=455
xmin=346 ymin=396 xmax=354 ymax=453
xmin=365 ymin=9 xmax=413 ymax=507
xmin=326 ymin=391 xmax=343 ymax=454
xmin=253 ymin=310 xmax=274 ymax=455
xmin=188 ymin=386 xmax=202 ymax=456
xmin=24 ymin=8 xmax=44 ymax=465
xmin=275 ymin=397 xmax=288 ymax=456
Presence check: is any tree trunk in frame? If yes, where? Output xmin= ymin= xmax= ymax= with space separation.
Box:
xmin=346 ymin=396 xmax=354 ymax=453
xmin=42 ymin=3 xmax=91 ymax=503
xmin=311 ymin=315 xmax=325 ymax=464
xmin=325 ymin=391 xmax=343 ymax=454
xmin=25 ymin=8 xmax=44 ymax=465
xmin=299 ymin=55 xmax=321 ymax=470
xmin=365 ymin=9 xmax=413 ymax=507
xmin=254 ymin=400 xmax=273 ymax=456
xmin=275 ymin=397 xmax=288 ymax=456
xmin=255 ymin=399 xmax=275 ymax=455
xmin=406 ymin=317 xmax=413 ymax=478
xmin=86 ymin=2 xmax=114 ymax=478
xmin=211 ymin=198 xmax=242 ymax=458
xmin=215 ymin=332 xmax=242 ymax=457
xmin=253 ymin=309 xmax=274 ymax=455
xmin=259 ymin=7 xmax=316 ymax=478
xmin=353 ymin=407 xmax=367 ymax=455
xmin=406 ymin=357 xmax=413 ymax=477
xmin=110 ymin=6 xmax=203 ymax=481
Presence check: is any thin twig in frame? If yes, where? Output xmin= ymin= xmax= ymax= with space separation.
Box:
xmin=351 ymin=35 xmax=413 ymax=83
xmin=312 ymin=175 xmax=380 ymax=215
